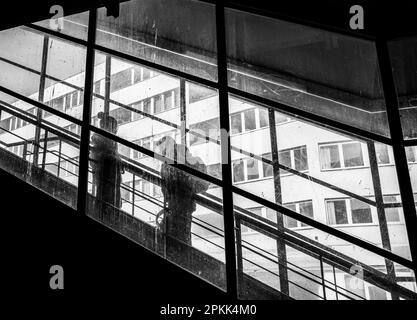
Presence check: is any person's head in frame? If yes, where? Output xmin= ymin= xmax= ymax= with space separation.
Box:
xmin=155 ymin=136 xmax=176 ymax=160
xmin=98 ymin=112 xmax=118 ymax=134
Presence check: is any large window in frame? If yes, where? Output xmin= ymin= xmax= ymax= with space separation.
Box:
xmin=229 ymin=107 xmax=270 ymax=135
xmin=279 ymin=146 xmax=308 ymax=172
xmin=283 ymin=200 xmax=314 ymax=229
xmin=320 ymin=142 xmax=365 ymax=170
xmin=326 ymin=198 xmax=373 ymax=225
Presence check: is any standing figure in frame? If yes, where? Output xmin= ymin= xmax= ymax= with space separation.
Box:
xmin=155 ymin=136 xmax=209 ymax=245
xmin=90 ymin=112 xmax=124 ymax=220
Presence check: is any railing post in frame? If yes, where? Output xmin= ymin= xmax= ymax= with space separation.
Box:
xmin=42 ymin=130 xmax=48 ymax=170
xmin=215 ymin=2 xmax=238 ymax=299
xmin=319 ymin=256 xmax=327 ymax=300
xmin=33 ymin=35 xmax=49 ymax=167
xmin=77 ymin=7 xmax=97 ymax=215
xmin=235 ymin=215 xmax=244 ymax=287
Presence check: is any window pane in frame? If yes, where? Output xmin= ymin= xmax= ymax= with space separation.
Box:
xmin=262 ymin=153 xmax=273 ymax=178
xmin=375 ymin=143 xmax=390 ymax=164
xmin=294 ymin=146 xmax=308 ymax=171
xmin=246 ymin=158 xmax=259 ymax=180
xmin=384 ymin=196 xmax=401 ymax=223
xmin=326 ymin=200 xmax=348 ymax=225
xmin=233 ymin=160 xmax=245 ymax=183
xmin=406 ymin=146 xmax=416 ymax=163
xmin=320 ymin=145 xmax=340 ymax=169
xmin=226 ymin=8 xmax=389 ymax=137
xmin=284 ymin=203 xmax=298 ymax=228
xmin=259 ymin=107 xmax=269 ymax=128
xmin=230 ymin=113 xmax=242 ymax=134
xmin=278 ymin=150 xmax=291 ymax=169
xmin=343 ymin=143 xmax=364 ymax=167
xmin=143 ymin=99 xmax=151 ymax=115
xmin=299 ymin=201 xmax=314 ymax=227
xmin=96 ymin=0 xmax=217 ymax=81
xmin=389 ymin=37 xmax=417 ymax=139
xmin=154 ymin=95 xmax=162 ymax=114
xmin=351 ymin=199 xmax=372 ymax=224
xmin=164 ymin=91 xmax=173 ymax=110
xmin=243 ymin=109 xmax=256 ymax=131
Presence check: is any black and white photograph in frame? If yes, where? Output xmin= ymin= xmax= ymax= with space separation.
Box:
xmin=0 ymin=0 xmax=416 ymax=314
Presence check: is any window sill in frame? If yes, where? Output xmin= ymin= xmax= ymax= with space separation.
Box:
xmin=320 ymin=165 xmax=368 ymax=172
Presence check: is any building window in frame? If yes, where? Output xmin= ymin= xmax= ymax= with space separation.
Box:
xmin=243 ymin=109 xmax=256 ymax=131
xmin=154 ymin=95 xmax=163 ymax=114
xmin=143 ymin=98 xmax=151 ymax=115
xmin=232 ymin=159 xmax=245 ymax=183
xmin=283 ymin=200 xmax=314 ymax=228
xmin=262 ymin=153 xmax=273 ymax=178
xmin=164 ymin=91 xmax=174 ymax=110
xmin=343 ymin=142 xmax=364 ymax=167
xmin=131 ymin=101 xmax=144 ymax=121
xmin=320 ymin=141 xmax=364 ymax=170
xmin=70 ymin=91 xmax=79 ymax=107
xmin=121 ymin=182 xmax=132 ymax=203
xmin=384 ymin=195 xmax=401 ymax=223
xmin=230 ymin=113 xmax=242 ymax=135
xmin=326 ymin=198 xmax=372 ymax=225
xmin=406 ymin=146 xmax=417 ymax=163
xmin=246 ymin=158 xmax=259 ymax=180
xmin=93 ymin=80 xmax=101 ymax=94
xmin=65 ymin=92 xmax=72 ymax=110
xmin=259 ymin=107 xmax=269 ymax=128
xmin=110 ymin=68 xmax=132 ymax=93
xmin=326 ymin=199 xmax=348 ymax=225
xmin=375 ymin=143 xmax=390 ymax=164
xmin=351 ymin=198 xmax=372 ymax=224
xmin=230 ymin=107 xmax=270 ymax=135
xmin=278 ymin=145 xmax=308 ymax=172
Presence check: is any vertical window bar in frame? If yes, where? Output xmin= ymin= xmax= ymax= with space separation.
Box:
xmin=104 ymin=55 xmax=111 ymax=115
xmin=375 ymin=38 xmax=417 ymax=276
xmin=33 ymin=35 xmax=49 ymax=166
xmin=216 ymin=1 xmax=238 ymax=298
xmin=268 ymin=108 xmax=290 ymax=295
xmin=42 ymin=130 xmax=48 ymax=170
xmin=77 ymin=7 xmax=97 ymax=215
xmin=367 ymin=140 xmax=398 ymax=299
xmin=57 ymin=139 xmax=62 ymax=177
xmin=180 ymin=79 xmax=187 ymax=146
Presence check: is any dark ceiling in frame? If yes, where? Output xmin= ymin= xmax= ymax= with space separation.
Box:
xmin=1 ymin=0 xmax=416 ymax=38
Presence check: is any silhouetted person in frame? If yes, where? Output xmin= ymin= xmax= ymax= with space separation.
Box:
xmin=155 ymin=136 xmax=209 ymax=245
xmin=90 ymin=112 xmax=124 ymax=221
